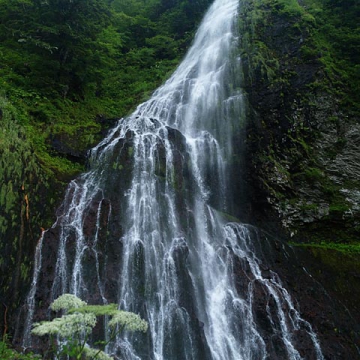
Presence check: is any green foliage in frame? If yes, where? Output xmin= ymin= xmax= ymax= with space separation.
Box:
xmin=240 ymin=0 xmax=313 ymax=58
xmin=304 ymin=167 xmax=324 ymax=181
xmin=0 ymin=0 xmax=112 ymax=98
xmin=302 ymin=0 xmax=360 ymax=111
xmin=0 ymin=0 xmax=213 ymax=181
xmin=240 ymin=0 xmax=359 ymax=114
xmin=31 ymin=294 xmax=148 ymax=360
xmin=0 ymin=95 xmax=60 ymax=322
xmin=0 ymin=336 xmax=40 ymax=359
xmin=291 ymin=242 xmax=360 ymax=255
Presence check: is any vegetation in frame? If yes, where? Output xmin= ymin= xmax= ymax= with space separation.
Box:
xmin=31 ymin=294 xmax=148 ymax=359
xmin=302 ymin=0 xmax=360 ymax=112
xmin=291 ymin=241 xmax=360 ymax=255
xmin=0 ymin=0 xmax=213 ymax=180
xmin=0 ymin=95 xmax=58 ymax=330
xmin=0 ymin=336 xmax=39 ymax=359
xmin=240 ymin=0 xmax=359 ymax=111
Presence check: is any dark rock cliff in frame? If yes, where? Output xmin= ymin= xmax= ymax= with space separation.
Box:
xmin=239 ymin=0 xmax=360 ymax=238
xmin=237 ymin=0 xmax=360 ymax=357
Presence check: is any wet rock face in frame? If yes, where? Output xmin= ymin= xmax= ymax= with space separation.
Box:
xmin=49 ymin=133 xmax=87 ymax=162
xmin=282 ymin=249 xmax=360 ymax=359
xmin=237 ymin=0 xmax=360 ymax=239
xmin=251 ymin=231 xmax=360 ymax=360
xmin=16 ymin=125 xmax=192 ymax=349
xmin=235 ymin=0 xmax=360 ymax=358
xmin=48 ymin=115 xmax=119 ymax=164
xmin=0 ymin=101 xmax=64 ymax=339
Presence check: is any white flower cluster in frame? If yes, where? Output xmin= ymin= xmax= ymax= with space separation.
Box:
xmin=31 ymin=293 xmax=148 ymax=360
xmin=108 ymin=310 xmax=148 ymax=333
xmin=32 ymin=313 xmax=97 ymax=337
xmin=50 ymin=293 xmax=88 ymax=312
xmin=83 ymin=346 xmax=114 ymax=360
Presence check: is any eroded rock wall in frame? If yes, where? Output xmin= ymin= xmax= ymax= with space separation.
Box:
xmin=237 ymin=0 xmax=360 ymax=356
xmin=238 ymin=0 xmax=360 ymax=240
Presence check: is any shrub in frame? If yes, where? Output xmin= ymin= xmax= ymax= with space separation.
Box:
xmin=31 ymin=294 xmax=148 ymax=360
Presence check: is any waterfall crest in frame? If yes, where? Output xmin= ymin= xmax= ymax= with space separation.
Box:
xmin=23 ymin=0 xmax=324 ymax=359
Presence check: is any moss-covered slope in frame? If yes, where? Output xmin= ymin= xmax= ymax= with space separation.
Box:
xmin=0 ymin=97 xmax=62 ymax=334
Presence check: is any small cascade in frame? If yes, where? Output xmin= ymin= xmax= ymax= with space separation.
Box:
xmin=22 ymin=0 xmax=324 ymax=358
xmin=22 ymin=230 xmax=45 ymax=348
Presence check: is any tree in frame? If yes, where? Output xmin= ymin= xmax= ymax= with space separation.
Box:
xmin=0 ymin=0 xmax=113 ymax=97
xmin=31 ymin=294 xmax=148 ymax=360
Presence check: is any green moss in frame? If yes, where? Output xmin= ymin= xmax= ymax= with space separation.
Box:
xmin=292 ymin=244 xmax=360 ymax=321
xmin=302 ymin=0 xmax=360 ymax=113
xmin=328 ymin=203 xmax=350 ymax=215
xmin=20 ymin=262 xmax=31 ymax=281
xmin=304 ymin=167 xmax=324 ymax=181
xmin=0 ymin=338 xmax=40 ymax=359
xmin=299 ymin=202 xmax=318 ymax=211
xmin=0 ymin=95 xmax=65 ymax=324
xmin=291 ymin=242 xmax=360 ymax=255
xmin=38 ymin=151 xmax=84 ymax=180
xmin=128 ymin=146 xmax=134 ymax=157
xmin=216 ymin=210 xmax=241 ymax=223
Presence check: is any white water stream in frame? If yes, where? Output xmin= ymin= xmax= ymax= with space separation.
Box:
xmin=23 ymin=0 xmax=324 ymax=359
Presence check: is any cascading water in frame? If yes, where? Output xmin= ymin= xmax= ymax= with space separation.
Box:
xmin=22 ymin=0 xmax=324 ymax=359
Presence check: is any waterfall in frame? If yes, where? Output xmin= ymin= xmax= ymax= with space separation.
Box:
xmin=23 ymin=0 xmax=324 ymax=359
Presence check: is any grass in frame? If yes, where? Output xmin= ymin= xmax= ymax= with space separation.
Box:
xmin=0 ymin=338 xmax=40 ymax=359
xmin=290 ymin=241 xmax=360 ymax=255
